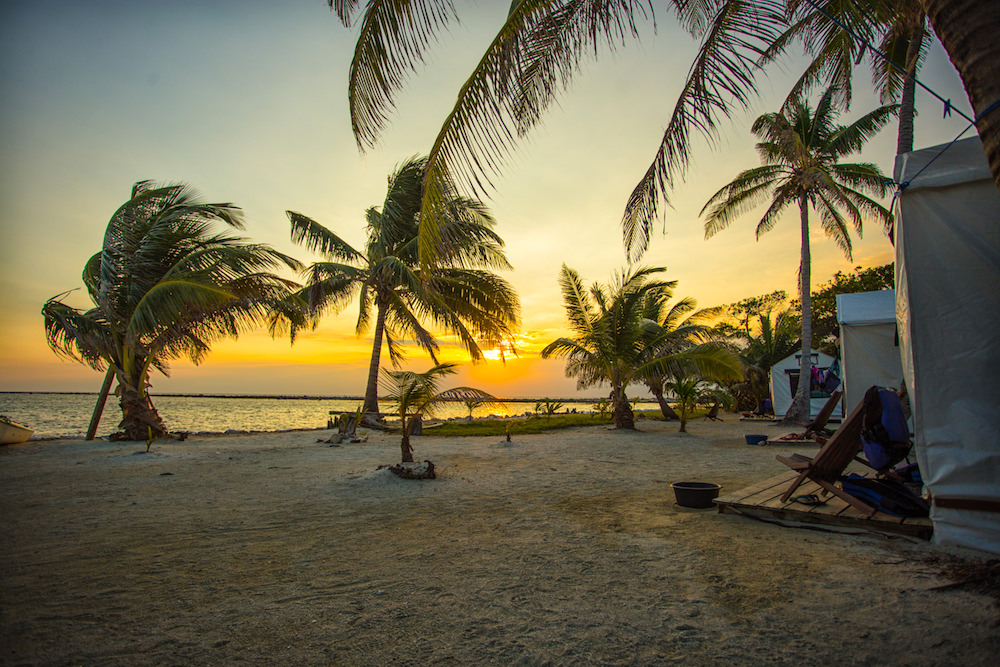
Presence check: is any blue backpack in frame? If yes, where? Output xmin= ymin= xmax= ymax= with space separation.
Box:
xmin=861 ymin=386 xmax=912 ymax=472
xmin=840 ymin=473 xmax=929 ymax=518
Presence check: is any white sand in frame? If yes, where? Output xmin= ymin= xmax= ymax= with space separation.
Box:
xmin=1 ymin=417 xmax=997 ymax=665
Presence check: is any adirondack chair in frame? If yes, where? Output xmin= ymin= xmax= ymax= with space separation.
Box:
xmin=775 ymin=400 xmax=877 ymax=517
xmin=804 ymin=389 xmax=843 ymax=439
xmin=768 ymin=390 xmax=842 ymax=444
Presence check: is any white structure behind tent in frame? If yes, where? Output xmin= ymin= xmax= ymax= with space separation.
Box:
xmin=836 ymin=290 xmax=905 ymax=413
xmin=895 ymin=136 xmax=1000 ymax=554
xmin=769 ymin=349 xmax=843 ymax=420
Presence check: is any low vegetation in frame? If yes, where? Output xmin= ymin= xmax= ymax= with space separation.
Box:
xmin=412 ymin=408 xmax=717 ymax=438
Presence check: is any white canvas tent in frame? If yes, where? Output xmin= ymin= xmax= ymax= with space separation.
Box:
xmin=769 ymin=349 xmax=843 ymax=420
xmin=836 ymin=290 xmax=905 ymax=412
xmin=895 ymin=136 xmax=1000 ymax=554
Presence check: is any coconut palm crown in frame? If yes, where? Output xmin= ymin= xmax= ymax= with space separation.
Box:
xmin=542 ymin=264 xmax=740 ymax=430
xmin=701 ymin=87 xmax=895 ymax=424
xmin=42 ymin=180 xmax=304 ymax=441
xmin=284 ymin=155 xmax=520 ymax=417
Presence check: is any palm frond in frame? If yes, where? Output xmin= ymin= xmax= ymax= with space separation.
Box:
xmin=288 ymin=211 xmax=365 ymax=263
xmin=347 ymin=0 xmax=460 ymax=150
xmin=621 ymin=0 xmax=787 ymax=260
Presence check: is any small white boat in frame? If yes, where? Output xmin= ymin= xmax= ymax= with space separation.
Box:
xmin=0 ymin=417 xmax=34 ymax=445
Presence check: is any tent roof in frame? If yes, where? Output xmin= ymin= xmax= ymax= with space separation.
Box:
xmin=894 ymin=136 xmax=992 ymax=190
xmin=836 ymin=290 xmax=896 ymax=326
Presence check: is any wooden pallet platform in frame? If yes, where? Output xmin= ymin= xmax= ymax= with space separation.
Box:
xmin=715 ymin=468 xmax=932 ymax=539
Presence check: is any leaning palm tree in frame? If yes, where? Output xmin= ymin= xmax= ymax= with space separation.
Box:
xmin=701 ymin=88 xmax=894 ymax=424
xmin=284 ymin=155 xmax=520 ymax=417
xmin=542 ymin=264 xmax=740 ymax=429
xmin=42 ymin=181 xmax=303 ymax=441
xmin=381 ymin=362 xmax=502 ymax=463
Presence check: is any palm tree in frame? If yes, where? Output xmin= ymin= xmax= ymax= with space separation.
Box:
xmin=728 ymin=306 xmax=800 ymax=410
xmin=541 ymin=265 xmax=740 ymax=429
xmin=701 ymin=88 xmax=894 ymax=424
xmin=633 ymin=282 xmax=725 ymax=421
xmin=381 ymin=363 xmax=502 ymax=462
xmin=463 ymin=397 xmax=484 ymax=421
xmin=333 ymin=1 xmax=1000 ymax=261
xmin=42 ymin=181 xmax=303 ymax=441
xmin=285 ymin=156 xmax=520 ymax=417
xmin=666 ymin=373 xmax=733 ymax=433
xmin=759 ymin=0 xmax=929 ymax=158
xmin=335 ymin=1 xmax=789 ymax=267
xmin=921 ymin=0 xmax=1000 ymax=190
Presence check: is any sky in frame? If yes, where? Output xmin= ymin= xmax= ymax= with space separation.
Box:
xmin=0 ymin=0 xmax=975 ymax=399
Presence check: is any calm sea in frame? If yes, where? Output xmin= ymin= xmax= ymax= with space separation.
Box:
xmin=0 ymin=392 xmax=658 ymax=440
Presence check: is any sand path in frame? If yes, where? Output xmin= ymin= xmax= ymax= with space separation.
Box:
xmin=1 ymin=418 xmax=997 ymax=665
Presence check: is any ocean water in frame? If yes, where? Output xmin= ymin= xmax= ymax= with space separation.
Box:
xmin=0 ymin=392 xmax=658 ymax=440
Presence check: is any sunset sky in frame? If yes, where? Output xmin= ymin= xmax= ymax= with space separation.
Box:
xmin=0 ymin=1 xmax=975 ymax=399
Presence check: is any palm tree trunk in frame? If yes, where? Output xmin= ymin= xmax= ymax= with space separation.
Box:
xmin=921 ymin=0 xmax=1000 ymax=191
xmin=118 ymin=377 xmax=168 ymax=441
xmin=362 ymin=303 xmax=387 ymax=417
xmin=86 ymin=367 xmax=116 ymax=440
xmin=400 ymin=415 xmax=415 ymax=462
xmin=611 ymin=385 xmax=635 ymax=430
xmin=784 ymin=198 xmax=813 ymax=426
xmin=895 ymin=24 xmax=924 ymax=157
xmin=649 ymin=383 xmax=679 ymax=420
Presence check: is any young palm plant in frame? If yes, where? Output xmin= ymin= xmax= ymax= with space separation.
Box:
xmin=667 ymin=374 xmax=733 ymax=433
xmin=381 ymin=363 xmax=502 ymax=463
xmin=283 ymin=155 xmax=520 ymax=418
xmin=42 ymin=181 xmax=303 ymax=441
xmin=701 ymin=87 xmax=895 ymax=424
xmin=542 ymin=265 xmax=740 ymax=430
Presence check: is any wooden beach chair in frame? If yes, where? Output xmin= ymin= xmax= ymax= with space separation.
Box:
xmin=804 ymin=390 xmax=843 ymax=439
xmin=766 ymin=390 xmax=842 ymax=444
xmin=703 ymin=403 xmax=722 ymax=421
xmin=775 ymin=400 xmax=878 ymax=517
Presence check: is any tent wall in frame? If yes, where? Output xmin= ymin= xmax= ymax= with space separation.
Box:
xmin=895 ymin=137 xmax=1000 ymax=554
xmin=836 ymin=290 xmax=905 ymax=412
xmin=769 ymin=350 xmax=842 ymax=420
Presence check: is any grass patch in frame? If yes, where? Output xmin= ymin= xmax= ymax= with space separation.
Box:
xmin=424 ymin=411 xmax=664 ymax=437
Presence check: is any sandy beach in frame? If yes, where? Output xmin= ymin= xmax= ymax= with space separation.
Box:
xmin=1 ymin=417 xmax=997 ymax=666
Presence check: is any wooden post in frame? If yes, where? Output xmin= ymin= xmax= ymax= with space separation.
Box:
xmin=86 ymin=367 xmax=115 ymax=441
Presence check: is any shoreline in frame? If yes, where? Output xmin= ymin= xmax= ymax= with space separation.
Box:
xmin=0 ymin=389 xmax=622 ymax=404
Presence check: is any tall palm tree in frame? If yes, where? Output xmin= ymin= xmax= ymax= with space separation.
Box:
xmin=285 ymin=155 xmax=520 ymax=417
xmin=701 ymin=88 xmax=894 ymax=424
xmin=42 ymin=181 xmax=303 ymax=441
xmin=335 ymin=0 xmax=788 ymax=267
xmin=381 ymin=362 xmax=502 ymax=462
xmin=333 ymin=1 xmax=1000 ymax=261
xmin=541 ymin=264 xmax=740 ymax=429
xmin=752 ymin=1 xmax=930 ymax=159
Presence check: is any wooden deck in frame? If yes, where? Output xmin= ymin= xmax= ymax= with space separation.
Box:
xmin=715 ymin=468 xmax=932 ymax=539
